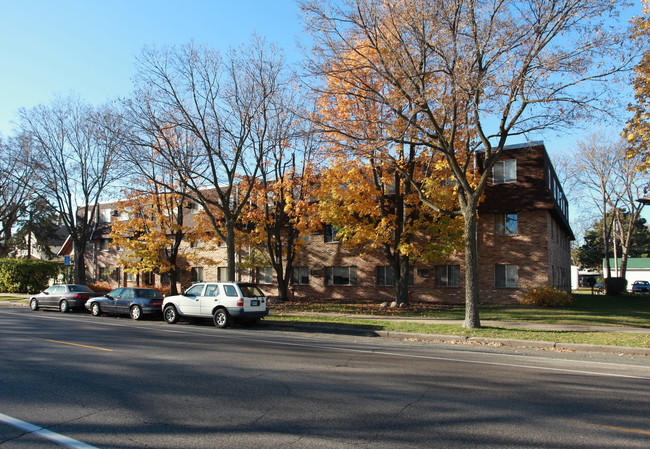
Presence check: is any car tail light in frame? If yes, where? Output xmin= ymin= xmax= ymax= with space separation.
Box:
xmin=73 ymin=294 xmax=89 ymax=300
xmin=237 ymin=299 xmax=244 ymax=307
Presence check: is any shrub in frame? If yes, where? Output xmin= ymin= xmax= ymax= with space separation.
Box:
xmin=605 ymin=277 xmax=627 ymax=296
xmin=0 ymin=259 xmax=63 ymax=293
xmin=520 ymin=284 xmax=573 ymax=307
xmin=88 ymin=281 xmax=111 ymax=293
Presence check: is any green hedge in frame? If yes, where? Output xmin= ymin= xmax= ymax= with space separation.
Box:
xmin=0 ymin=259 xmax=64 ymax=293
xmin=605 ymin=277 xmax=627 ymax=296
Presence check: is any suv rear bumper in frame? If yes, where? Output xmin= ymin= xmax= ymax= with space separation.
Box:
xmin=227 ymin=307 xmax=269 ymax=320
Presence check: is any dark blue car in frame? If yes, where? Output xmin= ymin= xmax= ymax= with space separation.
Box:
xmin=85 ymin=288 xmax=163 ymax=320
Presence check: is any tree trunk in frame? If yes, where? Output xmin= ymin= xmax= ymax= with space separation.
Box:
xmin=462 ymin=207 xmax=481 ymax=329
xmin=73 ymin=240 xmax=87 ymax=285
xmin=276 ymin=269 xmax=289 ymax=301
xmin=226 ymin=220 xmax=237 ymax=282
xmin=392 ymin=255 xmax=410 ymax=306
xmin=169 ymin=267 xmax=179 ymax=295
xmin=602 ymin=199 xmax=611 ymax=279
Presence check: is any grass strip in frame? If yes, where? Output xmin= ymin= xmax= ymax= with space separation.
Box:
xmin=267 ymin=315 xmax=650 ymax=349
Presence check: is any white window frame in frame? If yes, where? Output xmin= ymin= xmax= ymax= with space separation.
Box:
xmin=376 ymin=266 xmax=414 ymax=286
xmin=191 ymin=267 xmax=204 ymax=283
xmin=100 ymin=208 xmax=112 ymax=223
xmin=495 ymin=264 xmax=518 ymax=288
xmin=292 ymin=266 xmax=309 ymax=285
xmin=257 ymin=267 xmax=274 ymax=284
xmin=493 ymin=159 xmax=517 ymax=184
xmin=324 ymin=225 xmax=340 ymax=243
xmin=434 ymin=265 xmax=461 ymax=287
xmin=325 ymin=266 xmax=357 ymax=286
xmin=495 ymin=213 xmax=518 ymax=235
xmin=216 ymin=267 xmax=228 ymax=282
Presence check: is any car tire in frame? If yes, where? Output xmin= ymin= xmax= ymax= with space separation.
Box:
xmin=130 ymin=305 xmax=142 ymax=321
xmin=29 ymin=298 xmax=39 ymax=311
xmin=59 ymin=300 xmax=69 ymax=313
xmin=213 ymin=308 xmax=230 ymax=328
xmin=91 ymin=302 xmax=101 ymax=316
xmin=163 ymin=305 xmax=179 ymax=324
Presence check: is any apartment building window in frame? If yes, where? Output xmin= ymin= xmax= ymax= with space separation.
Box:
xmin=495 ymin=264 xmax=518 ymax=288
xmin=434 ymin=265 xmax=461 ymax=287
xmin=324 ymin=225 xmax=340 ymax=243
xmin=100 ymin=208 xmax=112 ymax=223
xmin=191 ymin=267 xmax=204 ymax=283
xmin=190 ymin=239 xmax=204 ymax=248
xmin=292 ymin=266 xmax=309 ymax=285
xmin=216 ymin=267 xmax=228 ymax=281
xmin=100 ymin=239 xmax=111 ymax=251
xmin=325 ymin=266 xmax=357 ymax=286
xmin=495 ymin=213 xmax=518 ymax=235
xmin=376 ymin=266 xmax=394 ymax=286
xmin=257 ymin=267 xmax=273 ymax=284
xmin=99 ymin=267 xmax=111 ymax=282
xmin=493 ymin=159 xmax=516 ymax=184
xmin=376 ymin=266 xmax=414 ymax=286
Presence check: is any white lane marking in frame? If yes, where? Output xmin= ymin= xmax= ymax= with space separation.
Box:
xmin=0 ymin=412 xmax=99 ymax=448
xmin=4 ymin=308 xmax=650 ymax=381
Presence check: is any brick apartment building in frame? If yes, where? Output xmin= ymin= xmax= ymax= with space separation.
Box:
xmin=82 ymin=141 xmax=573 ymax=305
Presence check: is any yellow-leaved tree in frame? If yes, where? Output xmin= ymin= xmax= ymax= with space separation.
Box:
xmin=316 ymin=42 xmax=465 ymax=305
xmin=625 ymin=0 xmax=650 ymax=170
xmin=242 ymin=154 xmax=321 ymax=301
xmin=303 ymin=0 xmax=634 ymax=327
xmin=110 ymin=181 xmax=209 ymax=295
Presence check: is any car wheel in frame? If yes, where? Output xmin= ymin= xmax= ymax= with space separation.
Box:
xmin=213 ymin=308 xmax=230 ymax=328
xmin=130 ymin=305 xmax=142 ymax=321
xmin=29 ymin=298 xmax=39 ymax=311
xmin=59 ymin=299 xmax=69 ymax=313
xmin=91 ymin=302 xmax=101 ymax=316
xmin=163 ymin=305 xmax=179 ymax=324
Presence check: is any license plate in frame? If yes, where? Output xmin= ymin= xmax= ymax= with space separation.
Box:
xmin=250 ymin=300 xmax=260 ymax=306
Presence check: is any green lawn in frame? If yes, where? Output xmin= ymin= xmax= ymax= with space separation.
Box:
xmin=269 ymin=292 xmax=650 ymax=349
xmin=0 ymin=295 xmax=28 ymax=302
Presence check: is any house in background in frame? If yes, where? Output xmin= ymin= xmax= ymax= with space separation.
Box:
xmin=606 ymin=258 xmax=650 ymax=291
xmin=79 ymin=141 xmax=573 ymax=305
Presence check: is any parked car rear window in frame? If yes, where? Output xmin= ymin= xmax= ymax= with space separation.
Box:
xmin=136 ymin=289 xmax=163 ymax=299
xmin=69 ymin=285 xmax=94 ymax=293
xmin=238 ymin=284 xmax=264 ymax=297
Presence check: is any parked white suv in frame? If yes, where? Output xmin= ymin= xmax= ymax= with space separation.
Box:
xmin=162 ymin=282 xmax=269 ymax=328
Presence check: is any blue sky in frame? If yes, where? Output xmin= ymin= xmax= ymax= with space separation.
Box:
xmin=0 ymin=0 xmax=305 ymax=137
xmin=0 ymin=0 xmax=642 ymax=146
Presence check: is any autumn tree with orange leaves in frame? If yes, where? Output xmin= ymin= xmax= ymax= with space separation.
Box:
xmin=302 ymin=0 xmax=636 ymax=328
xmin=625 ymin=0 xmax=650 ymax=170
xmin=316 ymin=45 xmax=464 ymax=306
xmin=110 ymin=181 xmax=206 ymax=295
xmin=319 ymin=156 xmax=464 ymax=306
xmin=244 ymin=149 xmax=320 ymax=301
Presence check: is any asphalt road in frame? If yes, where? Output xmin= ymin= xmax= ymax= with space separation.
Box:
xmin=1 ymin=307 xmax=649 ymax=449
